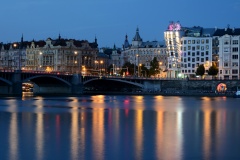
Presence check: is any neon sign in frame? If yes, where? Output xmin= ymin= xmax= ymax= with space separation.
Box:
xmin=168 ymin=22 xmax=181 ymax=31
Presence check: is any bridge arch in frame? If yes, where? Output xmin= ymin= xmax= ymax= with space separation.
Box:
xmin=0 ymin=77 xmax=12 ymax=85
xmin=83 ymin=78 xmax=144 ymax=88
xmin=22 ymin=75 xmax=72 ymax=86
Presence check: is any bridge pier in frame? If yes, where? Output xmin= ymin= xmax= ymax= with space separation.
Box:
xmin=11 ymin=70 xmax=22 ymax=96
xmin=143 ymin=80 xmax=161 ymax=92
xmin=71 ymin=74 xmax=83 ymax=94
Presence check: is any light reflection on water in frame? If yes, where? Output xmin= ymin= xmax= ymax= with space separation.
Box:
xmin=0 ymin=95 xmax=240 ymax=160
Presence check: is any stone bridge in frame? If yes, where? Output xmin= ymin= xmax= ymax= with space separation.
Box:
xmin=0 ymin=70 xmax=240 ymax=96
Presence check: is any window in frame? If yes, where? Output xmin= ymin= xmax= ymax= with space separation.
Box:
xmin=233 ymin=40 xmax=238 ymax=45
xmin=197 ymin=40 xmax=200 ymax=44
xmin=232 ymin=55 xmax=238 ymax=59
xmin=188 ymin=63 xmax=191 ymax=67
xmin=192 ymin=46 xmax=195 ymax=51
xmin=188 ymin=57 xmax=190 ymax=61
xmin=192 ymin=64 xmax=195 ymax=68
xmin=220 ymin=70 xmax=222 ymax=74
xmin=224 ymin=62 xmax=228 ymax=67
xmin=224 ymin=40 xmax=229 ymax=45
xmin=184 ymin=64 xmax=187 ymax=68
xmin=206 ymin=39 xmax=209 ymax=44
xmin=201 ymin=46 xmax=204 ymax=50
xmin=232 ymin=47 xmax=238 ymax=52
xmin=206 ymin=45 xmax=209 ymax=49
xmin=188 ymin=40 xmax=191 ymax=44
xmin=188 ymin=52 xmax=190 ymax=56
xmin=196 ymin=57 xmax=200 ymax=61
xmin=232 ymin=62 xmax=238 ymax=67
xmin=205 ymin=57 xmax=209 ymax=61
xmin=206 ymin=51 xmax=209 ymax=55
xmin=184 ymin=58 xmax=186 ymax=62
xmin=188 ymin=46 xmax=191 ymax=50
xmin=197 ymin=51 xmax=200 ymax=55
xmin=184 ymin=47 xmax=186 ymax=51
xmin=192 ymin=58 xmax=195 ymax=62
xmin=224 ymin=47 xmax=229 ymax=52
xmin=201 ymin=39 xmax=205 ymax=44
xmin=201 ymin=52 xmax=204 ymax=56
xmin=197 ymin=46 xmax=200 ymax=50
xmin=192 ymin=52 xmax=195 ymax=56
xmin=184 ymin=40 xmax=187 ymax=44
xmin=192 ymin=40 xmax=195 ymax=44
xmin=201 ymin=58 xmax=204 ymax=62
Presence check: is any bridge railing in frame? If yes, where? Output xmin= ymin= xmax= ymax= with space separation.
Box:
xmin=0 ymin=69 xmax=73 ymax=75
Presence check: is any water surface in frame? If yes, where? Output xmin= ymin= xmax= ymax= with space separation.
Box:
xmin=0 ymin=95 xmax=240 ymax=160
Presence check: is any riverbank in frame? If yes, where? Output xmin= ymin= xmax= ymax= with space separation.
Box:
xmin=83 ymin=91 xmax=235 ymax=97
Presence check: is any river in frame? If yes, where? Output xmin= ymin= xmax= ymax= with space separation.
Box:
xmin=0 ymin=95 xmax=240 ymax=160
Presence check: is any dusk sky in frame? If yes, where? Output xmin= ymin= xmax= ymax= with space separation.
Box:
xmin=1 ymin=0 xmax=240 ymax=48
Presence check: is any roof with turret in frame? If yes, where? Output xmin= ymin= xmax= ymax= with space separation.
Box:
xmin=132 ymin=27 xmax=142 ymax=41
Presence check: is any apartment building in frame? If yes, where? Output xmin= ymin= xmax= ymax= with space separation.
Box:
xmin=213 ymin=27 xmax=240 ymax=79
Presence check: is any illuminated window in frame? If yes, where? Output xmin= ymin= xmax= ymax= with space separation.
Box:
xmin=232 ymin=62 xmax=238 ymax=67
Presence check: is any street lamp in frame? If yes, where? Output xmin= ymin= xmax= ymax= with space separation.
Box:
xmin=138 ymin=63 xmax=142 ymax=77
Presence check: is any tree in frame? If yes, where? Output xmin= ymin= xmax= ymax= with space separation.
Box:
xmin=149 ymin=57 xmax=159 ymax=76
xmin=196 ymin=64 xmax=205 ymax=78
xmin=208 ymin=62 xmax=218 ymax=77
xmin=139 ymin=64 xmax=149 ymax=77
xmin=120 ymin=62 xmax=135 ymax=76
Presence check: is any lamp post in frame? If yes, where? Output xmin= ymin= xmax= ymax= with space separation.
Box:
xmin=138 ymin=63 xmax=142 ymax=77
xmin=100 ymin=60 xmax=103 ymax=75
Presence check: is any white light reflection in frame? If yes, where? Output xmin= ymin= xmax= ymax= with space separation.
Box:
xmin=154 ymin=96 xmax=184 ymax=160
xmin=69 ymin=97 xmax=86 ymax=159
xmin=9 ymin=113 xmax=19 ymax=160
xmin=132 ymin=96 xmax=144 ymax=159
xmin=91 ymin=95 xmax=105 ymax=160
xmin=36 ymin=113 xmax=44 ymax=160
xmin=71 ymin=110 xmax=79 ymax=160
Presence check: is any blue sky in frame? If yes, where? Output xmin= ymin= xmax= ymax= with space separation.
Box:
xmin=1 ymin=0 xmax=240 ymax=48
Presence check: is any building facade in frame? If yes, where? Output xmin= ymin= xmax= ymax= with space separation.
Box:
xmin=0 ymin=35 xmax=99 ymax=74
xmin=121 ymin=28 xmax=167 ymax=77
xmin=213 ymin=27 xmax=240 ymax=79
xmin=164 ymin=22 xmax=219 ymax=78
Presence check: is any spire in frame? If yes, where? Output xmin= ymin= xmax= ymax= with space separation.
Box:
xmin=58 ymin=33 xmax=61 ymax=40
xmin=133 ymin=27 xmax=142 ymax=41
xmin=19 ymin=34 xmax=24 ymax=49
xmin=95 ymin=35 xmax=97 ymax=44
xmin=113 ymin=43 xmax=116 ymax=50
xmin=124 ymin=34 xmax=130 ymax=49
xmin=21 ymin=34 xmax=23 ymax=43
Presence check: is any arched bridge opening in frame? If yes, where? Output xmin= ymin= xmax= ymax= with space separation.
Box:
xmin=23 ymin=75 xmax=72 ymax=94
xmin=83 ymin=79 xmax=144 ymax=92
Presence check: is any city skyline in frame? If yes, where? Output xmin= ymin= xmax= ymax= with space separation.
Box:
xmin=1 ymin=0 xmax=240 ymax=48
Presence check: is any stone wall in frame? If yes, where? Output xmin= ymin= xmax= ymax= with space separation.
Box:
xmin=160 ymin=80 xmax=240 ymax=92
